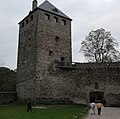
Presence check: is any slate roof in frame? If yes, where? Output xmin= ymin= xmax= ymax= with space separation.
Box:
xmin=38 ymin=0 xmax=71 ymax=20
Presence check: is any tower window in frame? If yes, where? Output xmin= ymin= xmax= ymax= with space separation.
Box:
xmin=30 ymin=15 xmax=33 ymax=21
xmin=45 ymin=14 xmax=50 ymax=20
xmin=94 ymin=81 xmax=99 ymax=89
xmin=49 ymin=50 xmax=53 ymax=56
xmin=61 ymin=57 xmax=65 ymax=66
xmin=53 ymin=8 xmax=58 ymax=12
xmin=61 ymin=57 xmax=65 ymax=61
xmin=62 ymin=19 xmax=66 ymax=26
xmin=21 ymin=22 xmax=24 ymax=28
xmin=55 ymin=36 xmax=59 ymax=42
xmin=54 ymin=16 xmax=58 ymax=23
xmin=28 ymin=37 xmax=31 ymax=41
xmin=26 ymin=19 xmax=29 ymax=24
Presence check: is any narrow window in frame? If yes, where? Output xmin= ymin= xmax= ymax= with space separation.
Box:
xmin=94 ymin=81 xmax=99 ymax=89
xmin=61 ymin=57 xmax=65 ymax=66
xmin=55 ymin=36 xmax=59 ymax=42
xmin=61 ymin=57 xmax=65 ymax=61
xmin=45 ymin=14 xmax=50 ymax=20
xmin=62 ymin=19 xmax=66 ymax=26
xmin=28 ymin=37 xmax=31 ymax=41
xmin=21 ymin=22 xmax=24 ymax=28
xmin=54 ymin=16 xmax=58 ymax=23
xmin=26 ymin=19 xmax=29 ymax=24
xmin=49 ymin=50 xmax=53 ymax=56
xmin=30 ymin=15 xmax=33 ymax=21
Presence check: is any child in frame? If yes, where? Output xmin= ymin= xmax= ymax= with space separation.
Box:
xmin=90 ymin=102 xmax=96 ymax=115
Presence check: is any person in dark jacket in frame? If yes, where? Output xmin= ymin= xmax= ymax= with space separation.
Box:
xmin=27 ymin=100 xmax=32 ymax=112
xmin=97 ymin=102 xmax=102 ymax=115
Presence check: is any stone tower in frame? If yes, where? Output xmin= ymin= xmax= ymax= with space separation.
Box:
xmin=17 ymin=0 xmax=72 ymax=102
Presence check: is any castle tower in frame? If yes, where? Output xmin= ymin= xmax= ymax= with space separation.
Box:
xmin=17 ymin=0 xmax=72 ymax=102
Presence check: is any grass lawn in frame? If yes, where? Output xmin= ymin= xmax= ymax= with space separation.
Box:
xmin=0 ymin=104 xmax=88 ymax=119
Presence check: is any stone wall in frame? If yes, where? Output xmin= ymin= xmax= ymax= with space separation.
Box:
xmin=33 ymin=61 xmax=120 ymax=106
xmin=0 ymin=92 xmax=17 ymax=104
xmin=17 ymin=10 xmax=39 ymax=101
xmin=36 ymin=9 xmax=72 ymax=67
xmin=17 ymin=7 xmax=72 ymax=102
xmin=34 ymin=8 xmax=73 ymax=102
xmin=52 ymin=62 xmax=120 ymax=106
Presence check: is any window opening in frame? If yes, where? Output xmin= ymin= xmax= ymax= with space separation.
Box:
xmin=28 ymin=37 xmax=31 ymax=41
xmin=30 ymin=15 xmax=33 ymax=21
xmin=54 ymin=16 xmax=58 ymax=23
xmin=26 ymin=19 xmax=29 ymax=24
xmin=61 ymin=57 xmax=65 ymax=66
xmin=62 ymin=19 xmax=66 ymax=25
xmin=55 ymin=36 xmax=59 ymax=42
xmin=49 ymin=50 xmax=53 ymax=56
xmin=45 ymin=14 xmax=50 ymax=20
xmin=61 ymin=57 xmax=65 ymax=61
xmin=21 ymin=22 xmax=24 ymax=28
xmin=53 ymin=8 xmax=58 ymax=12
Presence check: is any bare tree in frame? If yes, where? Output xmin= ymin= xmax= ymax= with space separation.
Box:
xmin=80 ymin=28 xmax=120 ymax=62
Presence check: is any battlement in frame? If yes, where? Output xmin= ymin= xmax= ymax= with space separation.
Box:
xmin=74 ymin=62 xmax=120 ymax=69
xmin=55 ymin=61 xmax=120 ymax=70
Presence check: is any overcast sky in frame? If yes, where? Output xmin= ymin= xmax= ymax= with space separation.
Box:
xmin=0 ymin=0 xmax=120 ymax=69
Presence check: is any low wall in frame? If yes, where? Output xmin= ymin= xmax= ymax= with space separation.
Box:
xmin=0 ymin=92 xmax=17 ymax=104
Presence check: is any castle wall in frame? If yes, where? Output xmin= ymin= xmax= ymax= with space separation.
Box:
xmin=0 ymin=92 xmax=17 ymax=104
xmin=34 ymin=9 xmax=72 ymax=101
xmin=52 ymin=63 xmax=120 ymax=106
xmin=17 ymin=10 xmax=39 ymax=101
xmin=33 ymin=62 xmax=120 ymax=106
xmin=17 ymin=1 xmax=120 ymax=106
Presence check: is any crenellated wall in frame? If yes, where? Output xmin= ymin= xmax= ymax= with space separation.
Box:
xmin=29 ymin=61 xmax=120 ymax=106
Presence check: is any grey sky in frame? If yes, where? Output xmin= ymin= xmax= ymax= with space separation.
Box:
xmin=0 ymin=0 xmax=120 ymax=69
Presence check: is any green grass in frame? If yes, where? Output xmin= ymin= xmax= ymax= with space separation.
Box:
xmin=0 ymin=104 xmax=88 ymax=119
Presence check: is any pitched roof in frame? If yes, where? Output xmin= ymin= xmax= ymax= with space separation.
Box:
xmin=38 ymin=0 xmax=71 ymax=20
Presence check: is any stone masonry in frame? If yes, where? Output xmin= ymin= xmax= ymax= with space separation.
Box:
xmin=17 ymin=0 xmax=120 ymax=106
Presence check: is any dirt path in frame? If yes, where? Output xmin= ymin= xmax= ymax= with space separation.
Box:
xmin=84 ymin=107 xmax=120 ymax=119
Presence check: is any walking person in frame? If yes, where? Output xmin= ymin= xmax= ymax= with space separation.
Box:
xmin=90 ymin=102 xmax=96 ymax=115
xmin=97 ymin=101 xmax=102 ymax=115
xmin=27 ymin=100 xmax=32 ymax=112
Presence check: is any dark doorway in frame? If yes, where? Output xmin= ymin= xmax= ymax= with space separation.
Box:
xmin=89 ymin=91 xmax=104 ymax=103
